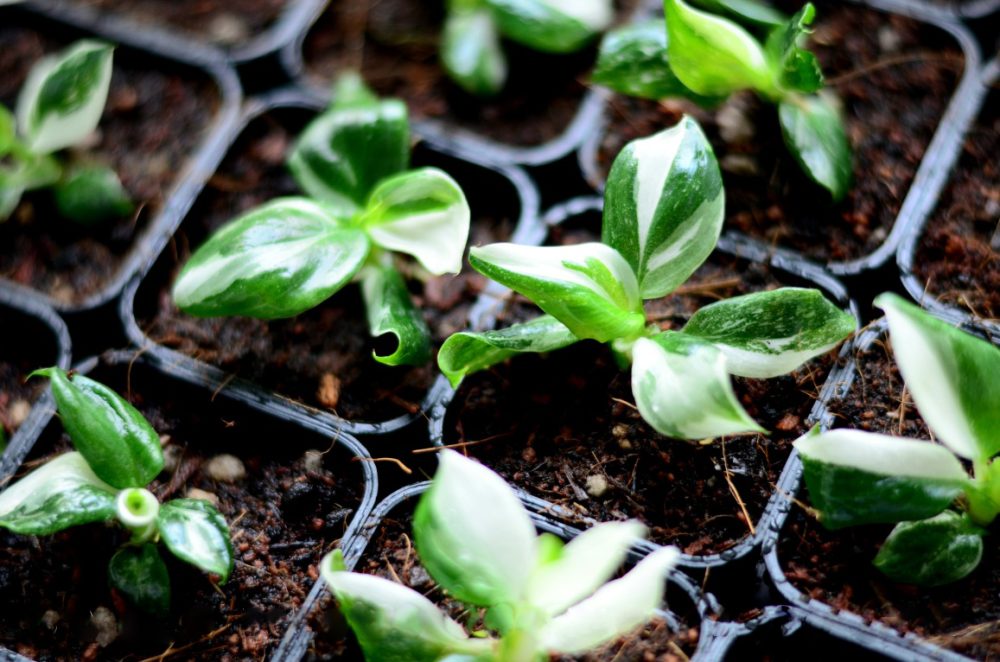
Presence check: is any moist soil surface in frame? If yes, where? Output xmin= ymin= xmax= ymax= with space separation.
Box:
xmin=592 ymin=2 xmax=963 ymax=264
xmin=442 ymin=213 xmax=841 ymax=555
xmin=307 ymin=508 xmax=701 ymax=660
xmin=301 ymin=0 xmax=641 ymax=148
xmin=0 ymin=26 xmax=219 ymax=306
xmin=913 ymin=92 xmax=999 ymax=323
xmin=780 ymin=330 xmax=1000 ymax=659
xmin=79 ymin=0 xmax=287 ymax=47
xmin=135 ymin=108 xmax=517 ymax=423
xmin=0 ymin=365 xmax=364 ymax=660
xmin=0 ymin=307 xmax=58 ymax=438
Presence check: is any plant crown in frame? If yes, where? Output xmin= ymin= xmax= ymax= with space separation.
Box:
xmin=0 ymin=39 xmax=133 ymax=224
xmin=171 ymin=74 xmax=471 ymax=367
xmin=322 ymin=449 xmax=680 ymax=661
xmin=794 ymin=293 xmax=1000 ymax=586
xmin=592 ymin=0 xmax=853 ymax=200
xmin=0 ymin=368 xmax=233 ymax=615
xmin=439 ymin=117 xmax=855 ymax=440
xmin=442 ymin=0 xmax=614 ymax=96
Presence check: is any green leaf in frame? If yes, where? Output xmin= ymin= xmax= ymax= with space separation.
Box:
xmin=469 ymin=243 xmax=645 ymax=343
xmin=360 ymin=167 xmax=471 ymax=275
xmin=437 ymin=315 xmax=579 ymax=387
xmin=0 ymin=151 xmax=62 ymax=220
xmin=592 ymin=21 xmax=714 ymax=102
xmin=0 ymin=179 xmax=24 ymax=221
xmin=414 ymin=450 xmax=538 ymax=607
xmin=0 ymin=452 xmax=117 ymax=535
xmin=157 ymin=498 xmax=233 ymax=582
xmin=53 ymin=164 xmax=133 ymax=225
xmin=664 ymin=0 xmax=776 ymax=98
xmin=108 ymin=544 xmax=171 ymax=615
xmin=874 ymin=512 xmax=984 ymax=586
xmin=778 ymin=93 xmax=852 ymax=200
xmin=0 ymin=106 xmax=15 ymax=156
xmin=681 ymin=287 xmax=855 ymax=378
xmin=794 ymin=428 xmax=970 ymax=529
xmin=631 ymin=332 xmax=765 ymax=439
xmin=442 ymin=6 xmax=507 ymax=96
xmin=287 ymin=82 xmax=410 ymax=216
xmin=483 ymin=0 xmax=613 ymax=53
xmin=765 ymin=4 xmax=822 ymax=95
xmin=31 ymin=368 xmax=163 ymax=489
xmin=690 ymin=0 xmax=787 ymax=30
xmin=172 ymin=198 xmax=370 ymax=319
xmin=16 ymin=40 xmax=114 ymax=154
xmin=320 ymin=550 xmax=489 ymax=661
xmin=539 ymin=546 xmax=679 ymax=655
xmin=877 ymin=293 xmax=1000 ymax=462
xmin=602 ymin=116 xmax=724 ymax=299
xmin=359 ymin=262 xmax=431 ymax=367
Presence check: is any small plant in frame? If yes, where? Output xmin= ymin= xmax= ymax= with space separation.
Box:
xmin=1 ymin=40 xmax=134 ymax=223
xmin=593 ymin=0 xmax=852 ymax=200
xmin=322 ymin=449 xmax=680 ymax=660
xmin=439 ymin=118 xmax=855 ymax=439
xmin=0 ymin=368 xmax=233 ymax=615
xmin=172 ymin=74 xmax=471 ymax=367
xmin=795 ymin=293 xmax=1000 ymax=586
xmin=442 ymin=0 xmax=613 ymax=96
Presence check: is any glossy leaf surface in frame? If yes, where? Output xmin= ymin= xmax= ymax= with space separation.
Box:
xmin=108 ymin=544 xmax=171 ymax=615
xmin=778 ymin=93 xmax=852 ymax=200
xmin=765 ymin=3 xmax=822 ymax=93
xmin=442 ymin=6 xmax=507 ymax=95
xmin=484 ymin=0 xmax=613 ymax=53
xmin=359 ymin=262 xmax=431 ymax=367
xmin=157 ymin=498 xmax=233 ymax=582
xmin=873 ymin=511 xmax=984 ymax=586
xmin=54 ymin=164 xmax=133 ymax=224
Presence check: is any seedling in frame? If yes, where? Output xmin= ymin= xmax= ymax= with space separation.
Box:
xmin=1 ymin=40 xmax=134 ymax=223
xmin=0 ymin=368 xmax=233 ymax=615
xmin=322 ymin=450 xmax=680 ymax=660
xmin=442 ymin=0 xmax=614 ymax=96
xmin=593 ymin=0 xmax=853 ymax=200
xmin=439 ymin=118 xmax=855 ymax=439
xmin=172 ymin=74 xmax=471 ymax=367
xmin=795 ymin=294 xmax=1000 ymax=586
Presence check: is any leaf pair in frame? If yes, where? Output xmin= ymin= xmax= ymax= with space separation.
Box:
xmin=0 ymin=369 xmax=233 ymax=614
xmin=593 ymin=0 xmax=852 ymax=199
xmin=1 ymin=40 xmax=133 ymax=223
xmin=442 ymin=0 xmax=614 ymax=95
xmin=172 ymin=75 xmax=471 ymax=367
xmin=440 ymin=118 xmax=854 ymax=439
xmin=795 ymin=293 xmax=1000 ymax=585
xmin=322 ymin=450 xmax=679 ymax=660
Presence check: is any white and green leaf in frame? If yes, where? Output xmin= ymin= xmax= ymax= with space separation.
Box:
xmin=157 ymin=498 xmax=234 ymax=582
xmin=484 ymin=0 xmax=614 ymax=53
xmin=602 ymin=117 xmax=724 ymax=299
xmin=172 ymin=197 xmax=370 ymax=319
xmin=0 ymin=452 xmax=117 ymax=535
xmin=360 ymin=167 xmax=470 ymax=275
xmin=778 ymin=92 xmax=852 ymax=201
xmin=873 ymin=511 xmax=984 ymax=586
xmin=438 ymin=315 xmax=578 ymax=387
xmin=794 ymin=428 xmax=971 ymax=529
xmin=765 ymin=4 xmax=822 ymax=94
xmin=442 ymin=4 xmax=507 ymax=96
xmin=690 ymin=0 xmax=787 ymax=30
xmin=413 ymin=450 xmax=538 ymax=607
xmin=16 ymin=40 xmax=114 ymax=154
xmin=469 ymin=242 xmax=645 ymax=342
xmin=877 ymin=293 xmax=1000 ymax=462
xmin=681 ymin=287 xmax=856 ymax=378
xmin=108 ymin=544 xmax=171 ymax=615
xmin=631 ymin=332 xmax=764 ymax=439
xmin=359 ymin=262 xmax=432 ymax=367
xmin=53 ymin=163 xmax=133 ymax=225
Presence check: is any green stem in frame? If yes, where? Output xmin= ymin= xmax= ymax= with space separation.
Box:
xmin=965 ymin=461 xmax=1000 ymax=527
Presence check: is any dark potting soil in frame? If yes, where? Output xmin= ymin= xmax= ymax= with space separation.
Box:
xmin=593 ymin=4 xmax=963 ymax=264
xmin=78 ymin=0 xmax=287 ymax=47
xmin=0 ymin=307 xmax=58 ymax=438
xmin=442 ymin=214 xmax=841 ymax=554
xmin=307 ymin=510 xmax=700 ymax=660
xmin=301 ymin=0 xmax=641 ymax=148
xmin=135 ymin=107 xmax=517 ymax=423
xmin=0 ymin=366 xmax=364 ymax=660
xmin=913 ymin=92 xmax=999 ymax=323
xmin=0 ymin=26 xmax=220 ymax=305
xmin=780 ymin=332 xmax=1000 ymax=659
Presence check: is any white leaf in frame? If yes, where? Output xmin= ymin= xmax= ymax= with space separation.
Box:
xmin=0 ymin=452 xmax=114 ymax=517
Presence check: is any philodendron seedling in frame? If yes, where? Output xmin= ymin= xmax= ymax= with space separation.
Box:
xmin=171 ymin=75 xmax=470 ymax=367
xmin=0 ymin=368 xmax=233 ymax=615
xmin=439 ymin=118 xmax=855 ymax=439
xmin=1 ymin=40 xmax=134 ymax=223
xmin=593 ymin=0 xmax=852 ymax=200
xmin=322 ymin=450 xmax=680 ymax=660
xmin=795 ymin=294 xmax=1000 ymax=586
